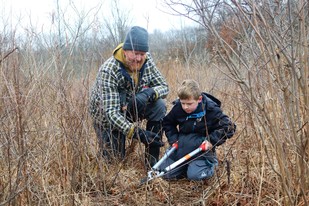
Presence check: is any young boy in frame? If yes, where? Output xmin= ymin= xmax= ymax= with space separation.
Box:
xmin=160 ymin=79 xmax=236 ymax=181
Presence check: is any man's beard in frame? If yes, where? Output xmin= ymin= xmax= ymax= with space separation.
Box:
xmin=128 ymin=61 xmax=143 ymax=71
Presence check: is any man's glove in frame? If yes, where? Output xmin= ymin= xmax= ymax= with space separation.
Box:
xmin=140 ymin=88 xmax=157 ymax=102
xmin=128 ymin=88 xmax=157 ymax=113
xmin=133 ymin=128 xmax=164 ymax=147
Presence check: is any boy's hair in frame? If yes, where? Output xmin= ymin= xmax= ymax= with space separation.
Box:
xmin=177 ymin=79 xmax=201 ymax=100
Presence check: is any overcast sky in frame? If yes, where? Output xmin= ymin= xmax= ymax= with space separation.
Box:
xmin=2 ymin=0 xmax=196 ymax=34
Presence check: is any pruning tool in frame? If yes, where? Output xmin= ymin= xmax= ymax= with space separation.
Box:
xmin=140 ymin=140 xmax=211 ymax=184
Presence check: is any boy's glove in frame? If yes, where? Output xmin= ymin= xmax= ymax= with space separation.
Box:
xmin=133 ymin=128 xmax=164 ymax=147
xmin=203 ymin=140 xmax=213 ymax=151
xmin=167 ymin=134 xmax=179 ymax=146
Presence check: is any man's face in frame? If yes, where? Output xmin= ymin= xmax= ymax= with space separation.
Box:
xmin=180 ymin=96 xmax=202 ymax=114
xmin=123 ymin=50 xmax=146 ymax=72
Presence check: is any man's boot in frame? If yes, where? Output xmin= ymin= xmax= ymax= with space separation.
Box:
xmin=145 ymin=121 xmax=162 ymax=167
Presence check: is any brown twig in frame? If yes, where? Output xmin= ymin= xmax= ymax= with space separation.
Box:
xmin=0 ymin=47 xmax=18 ymax=64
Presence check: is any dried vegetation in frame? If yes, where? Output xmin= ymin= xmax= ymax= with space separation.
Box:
xmin=1 ymin=0 xmax=309 ymax=205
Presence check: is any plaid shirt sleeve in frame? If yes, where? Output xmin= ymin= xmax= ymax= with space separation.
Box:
xmin=96 ymin=58 xmax=134 ymax=135
xmin=140 ymin=54 xmax=169 ymax=98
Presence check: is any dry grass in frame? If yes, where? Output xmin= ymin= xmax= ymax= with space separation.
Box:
xmin=2 ymin=0 xmax=308 ymax=204
xmin=0 ymin=57 xmax=239 ymax=206
xmin=0 ymin=44 xmax=307 ymax=206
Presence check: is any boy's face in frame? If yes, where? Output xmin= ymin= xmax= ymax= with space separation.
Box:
xmin=180 ymin=96 xmax=202 ymax=114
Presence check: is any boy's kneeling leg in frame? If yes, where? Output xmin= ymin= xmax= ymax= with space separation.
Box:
xmin=187 ymin=159 xmax=217 ymax=181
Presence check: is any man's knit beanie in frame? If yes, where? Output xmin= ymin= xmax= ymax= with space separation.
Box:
xmin=123 ymin=26 xmax=149 ymax=52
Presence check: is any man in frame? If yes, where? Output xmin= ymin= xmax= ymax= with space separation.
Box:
xmin=89 ymin=26 xmax=169 ymax=167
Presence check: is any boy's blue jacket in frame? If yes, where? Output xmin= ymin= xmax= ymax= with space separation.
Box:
xmin=163 ymin=92 xmax=236 ymax=158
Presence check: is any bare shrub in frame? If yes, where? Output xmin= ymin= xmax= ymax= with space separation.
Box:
xmin=2 ymin=0 xmax=308 ymax=205
xmin=162 ymin=0 xmax=309 ymax=205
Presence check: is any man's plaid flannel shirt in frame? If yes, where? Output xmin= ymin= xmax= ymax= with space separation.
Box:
xmin=89 ymin=53 xmax=169 ymax=137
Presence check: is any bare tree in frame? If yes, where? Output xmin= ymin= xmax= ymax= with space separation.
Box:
xmin=103 ymin=0 xmax=132 ymax=47
xmin=162 ymin=0 xmax=309 ymax=205
xmin=0 ymin=1 xmax=105 ymax=205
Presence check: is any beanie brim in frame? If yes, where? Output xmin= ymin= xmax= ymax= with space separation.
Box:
xmin=123 ymin=42 xmax=149 ymax=52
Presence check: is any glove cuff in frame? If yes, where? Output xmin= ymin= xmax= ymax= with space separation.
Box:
xmin=126 ymin=124 xmax=137 ymax=139
xmin=153 ymin=91 xmax=158 ymax=101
